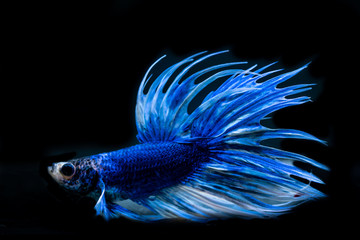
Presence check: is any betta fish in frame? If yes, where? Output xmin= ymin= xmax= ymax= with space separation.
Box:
xmin=48 ymin=50 xmax=328 ymax=222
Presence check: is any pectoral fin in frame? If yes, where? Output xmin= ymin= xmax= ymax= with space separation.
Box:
xmin=94 ymin=179 xmax=114 ymax=221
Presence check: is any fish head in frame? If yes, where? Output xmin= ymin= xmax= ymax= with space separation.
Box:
xmin=48 ymin=157 xmax=99 ymax=195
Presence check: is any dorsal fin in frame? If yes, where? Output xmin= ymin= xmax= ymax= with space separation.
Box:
xmin=135 ymin=51 xmax=247 ymax=143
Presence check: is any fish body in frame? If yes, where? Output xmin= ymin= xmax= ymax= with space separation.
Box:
xmin=48 ymin=50 xmax=328 ymax=222
xmin=94 ymin=142 xmax=208 ymax=200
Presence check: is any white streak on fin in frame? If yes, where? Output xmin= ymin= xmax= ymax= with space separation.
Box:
xmin=113 ymin=199 xmax=155 ymax=216
xmin=94 ymin=179 xmax=112 ymax=221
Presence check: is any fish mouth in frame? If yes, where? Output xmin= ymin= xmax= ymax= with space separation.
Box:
xmin=47 ymin=165 xmax=55 ymax=178
xmin=47 ymin=164 xmax=62 ymax=184
xmin=48 ymin=163 xmax=55 ymax=173
xmin=47 ymin=163 xmax=63 ymax=181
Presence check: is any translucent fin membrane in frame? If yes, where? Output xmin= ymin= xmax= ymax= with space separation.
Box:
xmin=136 ymin=50 xmax=247 ymax=142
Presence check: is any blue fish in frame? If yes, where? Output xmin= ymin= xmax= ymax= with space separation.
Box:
xmin=48 ymin=50 xmax=328 ymax=222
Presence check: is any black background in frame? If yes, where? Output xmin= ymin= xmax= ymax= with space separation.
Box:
xmin=1 ymin=0 xmax=359 ymax=237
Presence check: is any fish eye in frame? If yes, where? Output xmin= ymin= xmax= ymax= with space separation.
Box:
xmin=60 ymin=163 xmax=76 ymax=177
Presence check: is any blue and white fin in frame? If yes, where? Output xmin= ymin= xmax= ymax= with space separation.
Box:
xmin=136 ymin=50 xmax=247 ymax=143
xmin=137 ymin=167 xmax=325 ymax=221
xmin=94 ymin=179 xmax=113 ymax=221
xmin=131 ymin=51 xmax=328 ymax=221
xmin=94 ymin=179 xmax=162 ymax=221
